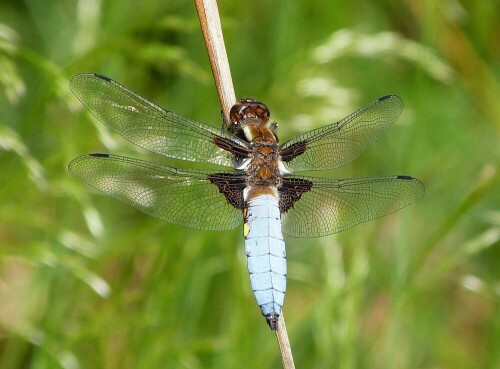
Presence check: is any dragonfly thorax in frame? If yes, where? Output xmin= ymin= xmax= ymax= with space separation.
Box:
xmin=244 ymin=142 xmax=282 ymax=190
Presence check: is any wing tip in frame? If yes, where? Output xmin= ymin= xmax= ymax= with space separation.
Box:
xmin=396 ymin=174 xmax=413 ymax=180
xmin=94 ymin=73 xmax=112 ymax=82
xmin=68 ymin=153 xmax=111 ymax=173
xmin=70 ymin=73 xmax=112 ymax=86
xmin=377 ymin=94 xmax=404 ymax=119
xmin=89 ymin=153 xmax=110 ymax=158
xmin=396 ymin=175 xmax=425 ymax=199
xmin=378 ymin=94 xmax=403 ymax=105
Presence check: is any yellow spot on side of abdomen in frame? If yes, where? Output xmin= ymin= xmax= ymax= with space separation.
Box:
xmin=243 ymin=222 xmax=250 ymax=238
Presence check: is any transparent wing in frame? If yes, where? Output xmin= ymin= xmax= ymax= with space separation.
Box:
xmin=70 ymin=73 xmax=247 ymax=167
xmin=68 ymin=154 xmax=246 ymax=231
xmin=281 ymin=174 xmax=424 ymax=237
xmin=280 ymin=95 xmax=403 ymax=172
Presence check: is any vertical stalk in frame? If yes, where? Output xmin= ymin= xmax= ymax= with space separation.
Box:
xmin=194 ymin=0 xmax=235 ymax=122
xmin=193 ymin=1 xmax=295 ymax=368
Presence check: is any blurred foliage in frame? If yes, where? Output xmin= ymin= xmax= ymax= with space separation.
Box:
xmin=0 ymin=0 xmax=499 ymax=368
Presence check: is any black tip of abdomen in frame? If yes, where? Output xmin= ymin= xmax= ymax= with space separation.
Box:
xmin=266 ymin=313 xmax=279 ymax=331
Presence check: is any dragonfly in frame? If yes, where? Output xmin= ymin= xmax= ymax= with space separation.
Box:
xmin=68 ymin=73 xmax=424 ymax=330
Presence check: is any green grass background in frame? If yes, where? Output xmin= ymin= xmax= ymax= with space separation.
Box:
xmin=0 ymin=1 xmax=499 ymax=368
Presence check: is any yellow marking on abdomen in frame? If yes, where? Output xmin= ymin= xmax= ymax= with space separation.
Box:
xmin=243 ymin=221 xmax=250 ymax=237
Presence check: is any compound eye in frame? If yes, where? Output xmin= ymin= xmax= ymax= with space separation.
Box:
xmin=229 ymin=120 xmax=240 ymax=133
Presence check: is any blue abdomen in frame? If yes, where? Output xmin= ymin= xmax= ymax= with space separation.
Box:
xmin=244 ymin=193 xmax=286 ymax=330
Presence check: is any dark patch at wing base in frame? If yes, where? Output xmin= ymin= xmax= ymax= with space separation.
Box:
xmin=208 ymin=172 xmax=247 ymax=209
xmin=280 ymin=141 xmax=307 ymax=162
xmin=279 ymin=177 xmax=313 ymax=212
xmin=213 ymin=136 xmax=250 ymax=162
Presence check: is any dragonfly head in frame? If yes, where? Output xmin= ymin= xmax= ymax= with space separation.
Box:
xmin=229 ymin=98 xmax=277 ymax=142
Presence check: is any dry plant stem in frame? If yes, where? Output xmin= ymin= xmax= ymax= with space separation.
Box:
xmin=276 ymin=313 xmax=295 ymax=369
xmin=194 ymin=0 xmax=236 ymax=122
xmin=193 ymin=0 xmax=295 ymax=368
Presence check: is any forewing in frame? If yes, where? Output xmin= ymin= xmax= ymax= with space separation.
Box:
xmin=68 ymin=154 xmax=246 ymax=231
xmin=281 ymin=174 xmax=424 ymax=237
xmin=70 ymin=73 xmax=247 ymax=167
xmin=280 ymin=95 xmax=403 ymax=172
